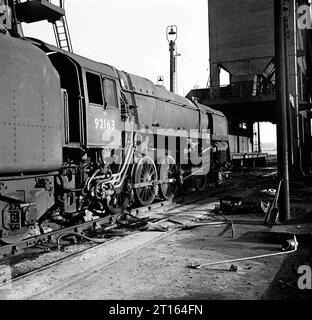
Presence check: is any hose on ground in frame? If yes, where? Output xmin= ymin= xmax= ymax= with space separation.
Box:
xmin=57 ymin=232 xmax=110 ymax=251
xmin=188 ymin=235 xmax=298 ymax=269
xmin=115 ymin=213 xmax=148 ymax=230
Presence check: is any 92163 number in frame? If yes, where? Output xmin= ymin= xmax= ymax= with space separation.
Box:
xmin=95 ymin=118 xmax=115 ymax=130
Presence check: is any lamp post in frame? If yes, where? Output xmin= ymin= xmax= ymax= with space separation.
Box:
xmin=166 ymin=25 xmax=177 ymax=93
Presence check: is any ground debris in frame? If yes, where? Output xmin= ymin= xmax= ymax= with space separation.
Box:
xmin=216 ymin=197 xmax=267 ymax=215
xmin=229 ymin=264 xmax=239 ymax=272
xmin=278 ymin=279 xmax=298 ymax=290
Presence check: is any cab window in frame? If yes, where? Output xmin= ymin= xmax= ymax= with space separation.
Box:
xmin=103 ymin=78 xmax=118 ymax=108
xmin=86 ymin=72 xmax=103 ymax=105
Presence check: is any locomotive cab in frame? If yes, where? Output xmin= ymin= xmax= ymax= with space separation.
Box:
xmin=48 ymin=52 xmax=82 ymax=146
xmin=83 ymin=69 xmax=124 ymax=149
xmin=30 ymin=42 xmax=132 ymax=215
xmin=39 ymin=44 xmax=126 ymax=152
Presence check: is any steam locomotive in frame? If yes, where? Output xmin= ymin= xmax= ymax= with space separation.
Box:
xmin=0 ymin=28 xmax=230 ymax=245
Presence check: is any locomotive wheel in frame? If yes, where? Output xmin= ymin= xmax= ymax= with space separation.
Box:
xmin=194 ymin=174 xmax=208 ymax=192
xmin=158 ymin=156 xmax=178 ymax=200
xmin=133 ymin=156 xmax=158 ymax=206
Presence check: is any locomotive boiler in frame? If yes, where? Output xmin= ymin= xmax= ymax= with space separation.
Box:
xmin=0 ymin=27 xmax=230 ymax=246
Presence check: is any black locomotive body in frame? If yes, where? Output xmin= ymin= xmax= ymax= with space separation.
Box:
xmin=0 ymin=32 xmax=231 ymax=244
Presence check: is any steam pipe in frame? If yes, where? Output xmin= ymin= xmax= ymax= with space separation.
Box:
xmin=86 ymin=144 xmax=134 ymax=192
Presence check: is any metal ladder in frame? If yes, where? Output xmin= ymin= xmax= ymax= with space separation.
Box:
xmin=53 ymin=14 xmax=73 ymax=52
xmin=13 ymin=0 xmax=73 ymax=51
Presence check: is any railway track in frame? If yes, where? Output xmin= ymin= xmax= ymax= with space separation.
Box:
xmin=0 ymin=199 xmax=234 ymax=299
xmin=0 ymin=179 xmax=239 ymax=292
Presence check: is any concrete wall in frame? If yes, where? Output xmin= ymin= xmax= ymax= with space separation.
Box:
xmin=206 ymin=0 xmax=312 ymax=170
xmin=208 ymin=0 xmax=275 ymax=79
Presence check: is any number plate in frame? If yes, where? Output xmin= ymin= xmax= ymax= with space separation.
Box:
xmin=87 ymin=107 xmax=122 ymax=147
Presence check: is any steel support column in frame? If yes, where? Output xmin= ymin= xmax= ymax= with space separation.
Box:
xmin=257 ymin=122 xmax=261 ymax=153
xmin=275 ymin=0 xmax=290 ymax=222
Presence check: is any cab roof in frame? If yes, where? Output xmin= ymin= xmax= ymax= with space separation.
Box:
xmin=27 ymin=37 xmax=118 ymax=79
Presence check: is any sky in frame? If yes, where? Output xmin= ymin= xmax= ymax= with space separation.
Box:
xmin=22 ymin=0 xmax=209 ymax=96
xmin=22 ymin=0 xmax=276 ymax=144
